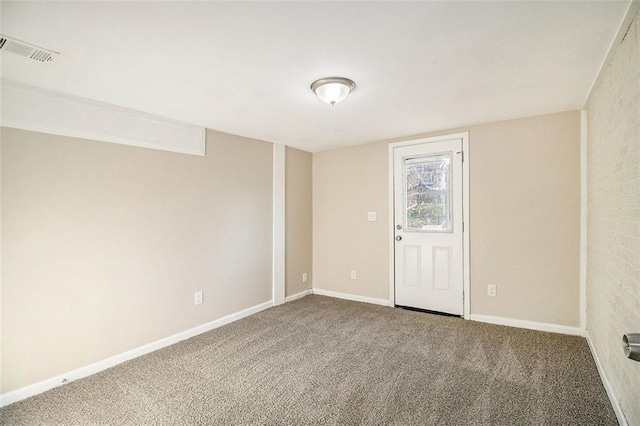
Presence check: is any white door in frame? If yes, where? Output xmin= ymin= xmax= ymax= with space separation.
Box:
xmin=393 ymin=139 xmax=464 ymax=315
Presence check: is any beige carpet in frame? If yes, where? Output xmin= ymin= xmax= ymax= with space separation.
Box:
xmin=1 ymin=295 xmax=617 ymax=425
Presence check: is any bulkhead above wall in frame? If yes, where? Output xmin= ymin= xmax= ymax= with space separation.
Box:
xmin=0 ymin=79 xmax=206 ymax=156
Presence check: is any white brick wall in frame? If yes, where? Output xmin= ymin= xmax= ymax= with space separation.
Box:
xmin=586 ymin=8 xmax=640 ymax=425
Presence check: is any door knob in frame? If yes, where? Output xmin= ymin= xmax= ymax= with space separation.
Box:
xmin=395 ymin=236 xmax=402 ymax=241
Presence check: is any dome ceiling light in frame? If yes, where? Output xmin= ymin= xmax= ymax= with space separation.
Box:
xmin=310 ymin=77 xmax=356 ymax=106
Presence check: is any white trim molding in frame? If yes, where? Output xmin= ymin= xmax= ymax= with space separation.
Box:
xmin=0 ymin=300 xmax=273 ymax=408
xmin=580 ymin=110 xmax=588 ymax=330
xmin=387 ymin=132 xmax=471 ymax=319
xmin=388 ymin=142 xmax=396 ymax=306
xmin=312 ymin=288 xmax=391 ymax=307
xmin=461 ymin=134 xmax=470 ymax=320
xmin=285 ymin=289 xmax=313 ymax=303
xmin=0 ymin=79 xmax=206 ymax=156
xmin=469 ymin=314 xmax=584 ymax=336
xmin=585 ymin=332 xmax=628 ymax=426
xmin=272 ymin=143 xmax=286 ymax=306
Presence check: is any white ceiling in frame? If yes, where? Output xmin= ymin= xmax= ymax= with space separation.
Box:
xmin=0 ymin=1 xmax=630 ymax=152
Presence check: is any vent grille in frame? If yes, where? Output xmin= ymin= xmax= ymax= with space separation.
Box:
xmin=0 ymin=34 xmax=58 ymax=63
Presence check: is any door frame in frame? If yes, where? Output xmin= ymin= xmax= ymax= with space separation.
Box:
xmin=388 ymin=132 xmax=470 ymax=319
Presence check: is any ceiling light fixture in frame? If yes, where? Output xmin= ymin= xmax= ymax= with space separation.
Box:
xmin=311 ymin=77 xmax=355 ymax=106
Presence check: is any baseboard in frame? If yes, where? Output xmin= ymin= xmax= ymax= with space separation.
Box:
xmin=285 ymin=289 xmax=312 ymax=303
xmin=585 ymin=332 xmax=628 ymax=426
xmin=0 ymin=299 xmax=273 ymax=408
xmin=312 ymin=288 xmax=391 ymax=307
xmin=469 ymin=314 xmax=584 ymax=336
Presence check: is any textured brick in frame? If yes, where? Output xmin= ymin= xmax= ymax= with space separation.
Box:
xmin=586 ymin=8 xmax=640 ymax=425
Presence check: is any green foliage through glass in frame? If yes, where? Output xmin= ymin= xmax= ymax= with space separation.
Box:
xmin=404 ymin=154 xmax=451 ymax=231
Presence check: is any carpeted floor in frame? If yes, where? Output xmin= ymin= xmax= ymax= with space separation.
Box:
xmin=1 ymin=295 xmax=617 ymax=425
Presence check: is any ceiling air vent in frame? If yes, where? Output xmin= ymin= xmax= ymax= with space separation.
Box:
xmin=0 ymin=34 xmax=59 ymax=63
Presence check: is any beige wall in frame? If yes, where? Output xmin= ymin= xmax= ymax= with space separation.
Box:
xmin=586 ymin=7 xmax=640 ymax=425
xmin=313 ymin=141 xmax=390 ymax=301
xmin=313 ymin=110 xmax=581 ymax=326
xmin=1 ymin=127 xmax=274 ymax=393
xmin=466 ymin=111 xmax=581 ymax=325
xmin=285 ymin=147 xmax=312 ymax=297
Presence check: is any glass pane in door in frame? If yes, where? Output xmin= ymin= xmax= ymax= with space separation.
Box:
xmin=404 ymin=152 xmax=452 ymax=232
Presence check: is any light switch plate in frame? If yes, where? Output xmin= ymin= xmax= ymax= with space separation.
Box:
xmin=367 ymin=212 xmax=377 ymax=221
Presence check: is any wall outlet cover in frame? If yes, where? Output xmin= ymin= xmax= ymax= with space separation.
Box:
xmin=487 ymin=285 xmax=497 ymax=297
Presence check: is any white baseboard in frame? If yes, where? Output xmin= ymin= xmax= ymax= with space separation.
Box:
xmin=285 ymin=289 xmax=312 ymax=303
xmin=469 ymin=314 xmax=584 ymax=336
xmin=0 ymin=299 xmax=273 ymax=408
xmin=312 ymin=288 xmax=391 ymax=307
xmin=585 ymin=332 xmax=628 ymax=426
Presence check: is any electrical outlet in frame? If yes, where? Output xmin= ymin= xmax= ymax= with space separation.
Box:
xmin=487 ymin=285 xmax=497 ymax=297
xmin=367 ymin=211 xmax=377 ymax=221
xmin=302 ymin=272 xmax=308 ymax=283
xmin=195 ymin=290 xmax=204 ymax=305
xmin=351 ymin=270 xmax=357 ymax=280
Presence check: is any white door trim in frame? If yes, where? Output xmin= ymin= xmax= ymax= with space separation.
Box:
xmin=388 ymin=132 xmax=470 ymax=319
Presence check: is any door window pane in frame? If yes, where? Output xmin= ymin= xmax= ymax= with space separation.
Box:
xmin=404 ymin=153 xmax=452 ymax=232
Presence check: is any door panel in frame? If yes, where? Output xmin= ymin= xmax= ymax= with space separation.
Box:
xmin=432 ymin=246 xmax=452 ymax=291
xmin=394 ymin=139 xmax=463 ymax=315
xmin=403 ymin=245 xmax=422 ymax=287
